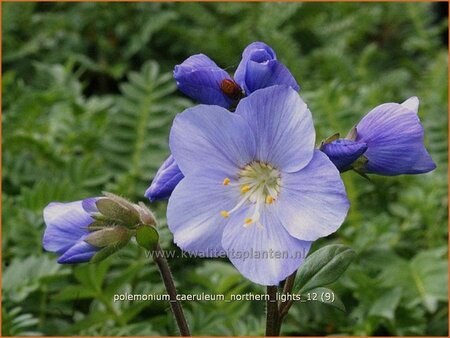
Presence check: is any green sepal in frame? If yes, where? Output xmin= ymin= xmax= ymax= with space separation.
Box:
xmin=346 ymin=125 xmax=358 ymax=140
xmin=135 ymin=225 xmax=159 ymax=250
xmin=319 ymin=132 xmax=340 ymax=149
xmin=96 ymin=198 xmax=140 ymax=227
xmin=90 ymin=241 xmax=129 ymax=264
xmin=85 ymin=226 xmax=132 ymax=248
xmin=136 ymin=202 xmax=157 ymax=226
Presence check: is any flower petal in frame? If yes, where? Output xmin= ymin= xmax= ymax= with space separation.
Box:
xmin=401 ymin=96 xmax=419 ymax=113
xmin=235 ymin=85 xmax=315 ymax=172
xmin=356 ymin=102 xmax=436 ymax=175
xmin=145 ymin=154 xmax=184 ymax=201
xmin=275 ymin=150 xmax=349 ymax=241
xmin=167 ymin=173 xmax=240 ymax=257
xmin=320 ymin=139 xmax=368 ymax=171
xmin=43 ymin=201 xmax=94 ymax=253
xmin=169 ymin=104 xmax=256 ymax=177
xmin=244 ymin=60 xmax=300 ymax=94
xmin=221 ymin=208 xmax=312 ymax=286
xmin=174 ymin=54 xmax=233 ymax=108
xmin=57 ymin=238 xmax=99 ymax=264
xmin=82 ymin=197 xmax=99 ymax=214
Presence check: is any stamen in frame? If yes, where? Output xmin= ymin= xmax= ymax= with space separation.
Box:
xmin=266 ymin=195 xmax=274 ymax=204
xmin=220 ymin=210 xmax=229 ymax=218
xmin=223 ymin=177 xmax=230 ymax=186
xmin=240 ymin=184 xmax=251 ymax=193
xmin=244 ymin=218 xmax=253 ymax=226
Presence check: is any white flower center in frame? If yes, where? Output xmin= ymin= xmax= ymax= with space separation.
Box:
xmin=220 ymin=161 xmax=281 ymax=228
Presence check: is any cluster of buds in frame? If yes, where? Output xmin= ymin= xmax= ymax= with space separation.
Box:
xmin=43 ymin=192 xmax=158 ymax=264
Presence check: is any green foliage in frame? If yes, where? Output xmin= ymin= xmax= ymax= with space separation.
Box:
xmin=293 ymin=244 xmax=356 ymax=294
xmin=2 ymin=2 xmax=448 ymax=336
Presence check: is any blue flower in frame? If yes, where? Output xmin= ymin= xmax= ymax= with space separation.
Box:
xmin=166 ymin=85 xmax=349 ymax=285
xmin=234 ymin=42 xmax=299 ymax=95
xmin=145 ymin=155 xmax=184 ymax=202
xmin=174 ymin=41 xmax=298 ymax=109
xmin=151 ymin=42 xmax=300 ymax=202
xmin=321 ymin=97 xmax=436 ymax=175
xmin=43 ymin=199 xmax=100 ymax=263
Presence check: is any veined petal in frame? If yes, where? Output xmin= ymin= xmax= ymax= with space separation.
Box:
xmin=275 ymin=151 xmax=349 ymax=241
xmin=145 ymin=154 xmax=184 ymax=201
xmin=222 ymin=208 xmax=312 ymax=286
xmin=321 ymin=139 xmax=368 ymax=171
xmin=82 ymin=197 xmax=99 ymax=214
xmin=43 ymin=201 xmax=94 ymax=253
xmin=174 ymin=54 xmax=233 ymax=108
xmin=244 ymin=60 xmax=299 ymax=94
xmin=57 ymin=238 xmax=99 ymax=264
xmin=356 ymin=102 xmax=436 ymax=175
xmin=167 ymin=173 xmax=240 ymax=257
xmin=235 ymin=85 xmax=315 ymax=172
xmin=169 ymin=105 xmax=256 ymax=177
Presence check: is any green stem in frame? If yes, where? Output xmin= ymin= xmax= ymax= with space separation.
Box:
xmin=153 ymin=244 xmax=191 ymax=336
xmin=265 ymin=286 xmax=279 ymax=336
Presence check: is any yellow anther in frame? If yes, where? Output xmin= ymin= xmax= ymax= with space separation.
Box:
xmin=223 ymin=177 xmax=230 ymax=186
xmin=220 ymin=210 xmax=229 ymax=218
xmin=244 ymin=217 xmax=253 ymax=225
xmin=266 ymin=196 xmax=274 ymax=204
xmin=241 ymin=185 xmax=251 ymax=193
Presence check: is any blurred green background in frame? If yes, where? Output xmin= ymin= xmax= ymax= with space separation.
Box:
xmin=2 ymin=2 xmax=448 ymax=336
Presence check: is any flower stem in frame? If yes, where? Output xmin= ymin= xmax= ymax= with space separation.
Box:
xmin=275 ymin=270 xmax=297 ymax=335
xmin=265 ymin=285 xmax=279 ymax=336
xmin=153 ymin=244 xmax=191 ymax=336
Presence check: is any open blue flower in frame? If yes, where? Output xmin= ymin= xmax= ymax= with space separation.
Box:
xmin=150 ymin=42 xmax=300 ymax=202
xmin=321 ymin=97 xmax=436 ymax=175
xmin=43 ymin=199 xmax=100 ymax=263
xmin=166 ymin=85 xmax=349 ymax=285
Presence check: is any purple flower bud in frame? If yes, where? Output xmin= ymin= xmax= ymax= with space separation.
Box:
xmin=234 ymin=41 xmax=299 ymax=95
xmin=321 ymin=139 xmax=368 ymax=172
xmin=174 ymin=54 xmax=235 ymax=108
xmin=355 ymin=97 xmax=436 ymax=175
xmin=145 ymin=154 xmax=184 ymax=202
xmin=43 ymin=199 xmax=101 ymax=264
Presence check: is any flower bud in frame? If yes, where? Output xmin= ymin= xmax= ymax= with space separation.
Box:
xmin=174 ymin=54 xmax=234 ymax=108
xmin=355 ymin=98 xmax=436 ymax=175
xmin=234 ymin=41 xmax=299 ymax=95
xmin=145 ymin=154 xmax=184 ymax=202
xmin=320 ymin=138 xmax=368 ymax=172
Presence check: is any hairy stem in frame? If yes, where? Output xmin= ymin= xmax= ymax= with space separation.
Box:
xmin=265 ymin=285 xmax=279 ymax=336
xmin=153 ymin=244 xmax=191 ymax=336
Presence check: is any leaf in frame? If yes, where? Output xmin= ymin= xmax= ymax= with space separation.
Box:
xmin=293 ymin=244 xmax=356 ymax=293
xmin=368 ymin=287 xmax=402 ymax=320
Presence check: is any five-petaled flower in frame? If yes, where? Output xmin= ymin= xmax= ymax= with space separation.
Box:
xmin=321 ymin=97 xmax=436 ymax=175
xmin=166 ymin=85 xmax=349 ymax=285
xmin=149 ymin=42 xmax=300 ymax=202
